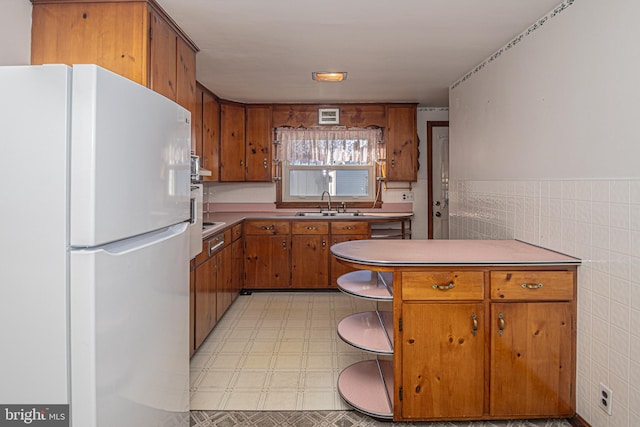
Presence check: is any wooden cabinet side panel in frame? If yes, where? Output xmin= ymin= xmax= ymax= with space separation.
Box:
xmin=401 ymin=302 xmax=485 ymax=419
xmin=220 ymin=103 xmax=246 ymax=181
xmin=330 ymin=234 xmax=369 ymax=287
xmin=490 ymin=302 xmax=574 ymax=417
xmin=31 ymin=2 xmax=148 ymax=85
xmin=148 ymin=9 xmax=177 ymax=101
xmin=216 ymin=247 xmax=233 ymax=321
xmin=245 ymin=105 xmax=273 ymax=181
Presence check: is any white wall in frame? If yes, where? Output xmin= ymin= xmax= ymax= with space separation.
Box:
xmin=449 ymin=1 xmax=640 ymax=426
xmin=0 ymin=0 xmax=31 ymax=65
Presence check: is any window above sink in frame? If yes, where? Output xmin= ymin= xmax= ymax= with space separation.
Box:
xmin=274 ymin=127 xmax=384 ymax=209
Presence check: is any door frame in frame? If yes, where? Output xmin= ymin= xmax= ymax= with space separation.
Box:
xmin=427 ymin=121 xmax=449 ymax=239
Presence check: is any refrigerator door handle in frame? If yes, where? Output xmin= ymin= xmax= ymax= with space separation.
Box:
xmin=95 ymin=223 xmax=189 ymax=255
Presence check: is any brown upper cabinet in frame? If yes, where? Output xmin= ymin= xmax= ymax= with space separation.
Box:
xmin=194 ymin=83 xmax=220 ymax=181
xmin=245 ymin=105 xmax=273 ymax=182
xmin=30 ymin=0 xmax=198 ymax=149
xmin=385 ymin=104 xmax=418 ymax=182
xmin=220 ymin=102 xmax=246 ymax=181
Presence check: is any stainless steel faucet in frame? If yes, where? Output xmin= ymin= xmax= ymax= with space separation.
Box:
xmin=321 ymin=191 xmax=332 ymax=212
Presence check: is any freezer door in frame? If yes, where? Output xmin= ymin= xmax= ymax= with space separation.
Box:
xmin=70 ymin=65 xmax=191 ymax=247
xmin=69 ymin=223 xmax=189 ymax=427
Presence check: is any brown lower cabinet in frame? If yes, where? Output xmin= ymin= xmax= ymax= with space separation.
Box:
xmin=397 ymin=268 xmax=576 ymax=421
xmin=192 ymin=229 xmax=238 ymax=352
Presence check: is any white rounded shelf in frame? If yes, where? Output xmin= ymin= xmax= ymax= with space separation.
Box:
xmin=337 ymin=311 xmax=393 ymax=354
xmin=337 ymin=359 xmax=394 ymax=420
xmin=336 ymin=270 xmax=393 ymax=300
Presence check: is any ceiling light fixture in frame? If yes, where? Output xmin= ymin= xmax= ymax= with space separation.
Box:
xmin=312 ymin=72 xmax=347 ymax=82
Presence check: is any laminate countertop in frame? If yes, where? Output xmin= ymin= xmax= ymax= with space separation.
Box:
xmin=330 ymin=239 xmax=580 ymax=267
xmin=201 ymin=211 xmax=413 ymax=239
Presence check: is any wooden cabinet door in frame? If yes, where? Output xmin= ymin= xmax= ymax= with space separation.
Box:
xmin=220 ymin=103 xmax=246 ymax=181
xmin=31 ymin=2 xmax=148 ymax=86
xmin=202 ymin=90 xmax=220 ymax=181
xmin=216 ymin=246 xmax=233 ymax=321
xmin=176 ymin=37 xmax=196 ymax=148
xmin=330 ymin=234 xmax=369 ymax=287
xmin=194 ymin=258 xmax=216 ymax=349
xmin=291 ymin=235 xmax=329 ymax=288
xmin=231 ymin=237 xmax=244 ymax=300
xmin=401 ymin=303 xmax=484 ymax=419
xmin=244 ymin=235 xmax=290 ymax=288
xmin=490 ymin=302 xmax=574 ymax=417
xmin=385 ymin=105 xmax=417 ymax=182
xmin=148 ymin=9 xmax=177 ymax=101
xmin=245 ymin=105 xmax=273 ymax=181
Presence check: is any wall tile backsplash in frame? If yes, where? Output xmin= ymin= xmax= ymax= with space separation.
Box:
xmin=450 ymin=179 xmax=640 ymax=427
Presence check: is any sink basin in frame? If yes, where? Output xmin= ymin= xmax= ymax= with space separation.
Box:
xmin=295 ymin=211 xmax=361 ymax=217
xmin=202 ymin=221 xmax=225 ymax=230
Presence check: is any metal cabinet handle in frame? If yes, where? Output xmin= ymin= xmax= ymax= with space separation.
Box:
xmin=282 ymin=239 xmax=287 ymax=250
xmin=343 ymin=226 xmax=354 ymax=230
xmin=432 ymin=282 xmax=454 ymax=290
xmin=498 ymin=312 xmax=505 ymax=335
xmin=305 ymin=226 xmax=317 ymax=231
xmin=471 ymin=313 xmax=478 ymax=336
xmin=261 ymin=225 xmax=275 ymax=230
xmin=391 ymin=158 xmax=395 ymax=168
xmin=322 ymin=240 xmax=326 ymax=250
xmin=521 ymin=283 xmax=544 ymax=289
xmin=263 ymin=158 xmax=268 ymax=169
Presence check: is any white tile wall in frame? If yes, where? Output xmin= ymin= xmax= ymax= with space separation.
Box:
xmin=450 ymin=178 xmax=640 ymax=427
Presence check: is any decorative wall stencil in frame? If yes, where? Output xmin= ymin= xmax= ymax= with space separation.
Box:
xmin=450 ymin=0 xmax=575 ymax=90
xmin=418 ymin=107 xmax=449 ymax=112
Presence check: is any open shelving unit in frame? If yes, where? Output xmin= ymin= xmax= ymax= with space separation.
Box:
xmin=336 ymin=270 xmax=395 ymax=419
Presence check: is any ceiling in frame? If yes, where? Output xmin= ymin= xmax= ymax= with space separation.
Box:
xmin=156 ymin=0 xmax=563 ymax=107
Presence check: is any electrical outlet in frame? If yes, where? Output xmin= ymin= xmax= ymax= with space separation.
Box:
xmin=599 ymin=383 xmax=613 ymax=415
xmin=401 ymin=192 xmax=414 ymax=201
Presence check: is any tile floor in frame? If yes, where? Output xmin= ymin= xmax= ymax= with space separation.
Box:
xmin=190 ymin=291 xmax=392 ymax=411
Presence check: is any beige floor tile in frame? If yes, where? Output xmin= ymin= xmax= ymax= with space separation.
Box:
xmin=305 ymin=353 xmax=334 ymax=370
xmin=303 ymin=371 xmax=336 ymax=389
xmin=273 ymin=354 xmax=304 ymax=370
xmin=210 ymin=354 xmax=242 ymax=369
xmin=301 ymin=390 xmax=336 ymax=410
xmin=198 ymin=370 xmax=236 ymax=390
xmin=267 ymin=371 xmax=302 ymax=389
xmin=189 ymin=390 xmax=226 ymax=410
xmin=232 ymin=371 xmax=268 ymax=388
xmin=242 ymin=353 xmax=273 ymax=369
xmin=223 ymin=390 xmax=262 ymax=410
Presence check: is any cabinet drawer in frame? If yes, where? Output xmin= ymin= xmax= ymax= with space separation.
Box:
xmin=244 ymin=220 xmax=290 ymax=235
xmin=231 ymin=223 xmax=242 ymax=241
xmin=331 ymin=221 xmax=369 ymax=235
xmin=292 ymin=221 xmax=329 ymax=234
xmin=402 ymin=271 xmax=484 ymax=301
xmin=490 ymin=271 xmax=574 ymax=301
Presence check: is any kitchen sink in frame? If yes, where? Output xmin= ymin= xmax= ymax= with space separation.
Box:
xmin=295 ymin=211 xmax=362 ymax=217
xmin=202 ymin=221 xmax=225 ymax=230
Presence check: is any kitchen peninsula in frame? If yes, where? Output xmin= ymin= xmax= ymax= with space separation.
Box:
xmin=331 ymin=239 xmax=580 ymax=422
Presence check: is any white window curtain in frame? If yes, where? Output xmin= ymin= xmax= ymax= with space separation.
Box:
xmin=275 ymin=127 xmax=382 ymax=166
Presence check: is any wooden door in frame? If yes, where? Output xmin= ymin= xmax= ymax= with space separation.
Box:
xmin=385 ymin=105 xmax=417 ymax=182
xmin=291 ymin=235 xmax=329 ymax=288
xmin=244 ymin=235 xmax=290 ymax=288
xmin=401 ymin=303 xmax=484 ymax=419
xmin=245 ymin=105 xmax=273 ymax=181
xmin=220 ymin=103 xmax=246 ymax=181
xmin=490 ymin=302 xmax=574 ymax=417
xmin=148 ymin=9 xmax=177 ymax=101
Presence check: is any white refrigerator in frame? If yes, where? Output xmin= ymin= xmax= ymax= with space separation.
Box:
xmin=0 ymin=65 xmax=191 ymax=426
